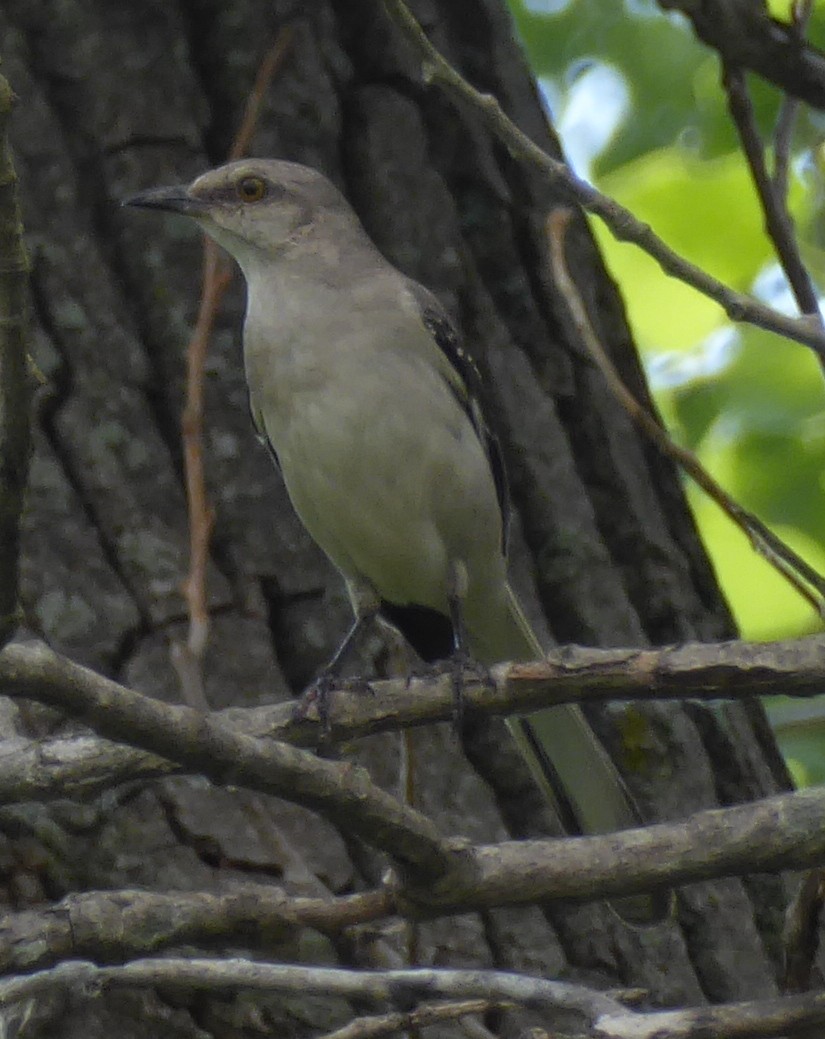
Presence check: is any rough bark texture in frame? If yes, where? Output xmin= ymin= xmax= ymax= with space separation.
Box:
xmin=0 ymin=0 xmax=802 ymax=1035
xmin=0 ymin=73 xmax=30 ymax=651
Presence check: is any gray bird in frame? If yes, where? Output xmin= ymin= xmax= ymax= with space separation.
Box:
xmin=126 ymin=159 xmax=647 ymax=877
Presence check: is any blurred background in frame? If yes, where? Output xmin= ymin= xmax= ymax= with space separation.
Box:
xmin=509 ymin=0 xmax=825 ymax=783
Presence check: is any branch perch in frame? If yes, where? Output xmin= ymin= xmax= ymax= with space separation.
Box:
xmin=1 ymin=636 xmax=824 ymax=802
xmin=3 ymin=641 xmax=825 ymax=915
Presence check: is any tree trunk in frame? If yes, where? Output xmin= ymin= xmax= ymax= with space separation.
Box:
xmin=2 ymin=0 xmax=800 ymax=1034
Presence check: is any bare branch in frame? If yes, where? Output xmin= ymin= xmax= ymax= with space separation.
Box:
xmin=5 ymin=643 xmax=825 ymax=914
xmin=0 ymin=642 xmax=450 ymax=881
xmin=595 ymin=989 xmax=825 ymax=1038
xmin=173 ymin=233 xmax=224 ymax=708
xmin=318 ymin=1000 xmax=503 ymax=1039
xmin=0 ymin=959 xmax=626 ymax=1024
xmin=173 ymin=27 xmax=294 ymax=706
xmin=1 ymin=637 xmax=825 ymax=803
xmin=227 ymin=28 xmax=294 ymax=163
xmin=411 ymin=786 xmax=825 ymax=914
xmin=547 ymin=207 xmax=825 ymax=614
xmin=0 ymin=886 xmax=391 ymax=975
xmin=3 ymin=958 xmax=825 ymax=1038
xmin=379 ymin=0 xmax=825 ymax=361
xmin=0 ymin=75 xmax=31 ymax=649
xmin=659 ymin=0 xmax=825 ymax=112
xmin=774 ymin=0 xmax=815 ymax=198
xmin=721 ymin=64 xmax=820 ymax=321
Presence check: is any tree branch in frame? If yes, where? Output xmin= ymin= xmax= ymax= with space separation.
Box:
xmin=379 ymin=0 xmax=825 ymax=361
xmin=0 ymin=75 xmax=31 ymax=649
xmin=547 ymin=207 xmax=825 ymax=614
xmin=782 ymin=869 xmax=825 ymax=992
xmin=773 ymin=0 xmax=814 ymax=200
xmin=4 ymin=642 xmax=825 ymax=916
xmin=1 ymin=636 xmax=825 ymax=803
xmin=0 ymin=642 xmax=450 ymax=881
xmin=317 ymin=1000 xmax=503 ymax=1039
xmin=721 ymin=64 xmax=820 ymax=321
xmin=0 ymin=958 xmax=626 ymax=1024
xmin=407 ymin=786 xmax=825 ymax=914
xmin=172 ymin=27 xmax=294 ymax=707
xmin=0 ymin=780 xmax=823 ymax=923
xmin=2 ymin=957 xmax=825 ymax=1038
xmin=0 ymin=886 xmax=391 ymax=974
xmin=659 ymin=0 xmax=825 ymax=112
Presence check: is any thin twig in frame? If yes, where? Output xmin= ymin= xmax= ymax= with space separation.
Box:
xmin=172 ymin=27 xmax=294 ymax=707
xmin=172 ymin=239 xmax=226 ymax=709
xmin=773 ymin=0 xmax=815 ymax=200
xmin=318 ymin=1000 xmax=502 ymax=1039
xmin=400 ymin=729 xmax=420 ymax=966
xmin=228 ymin=27 xmax=295 ymax=163
xmin=547 ymin=207 xmax=825 ymax=615
xmin=380 ymin=0 xmax=825 ymax=360
xmin=659 ymin=0 xmax=825 ymax=114
xmin=721 ymin=63 xmax=820 ymax=321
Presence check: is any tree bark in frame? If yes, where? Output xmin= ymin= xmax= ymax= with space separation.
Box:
xmin=0 ymin=0 xmax=804 ymax=1035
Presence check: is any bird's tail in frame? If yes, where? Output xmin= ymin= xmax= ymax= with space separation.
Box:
xmin=471 ymin=584 xmax=669 ymax=924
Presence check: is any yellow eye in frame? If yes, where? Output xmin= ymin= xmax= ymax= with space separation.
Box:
xmin=237 ymin=176 xmax=267 ymax=203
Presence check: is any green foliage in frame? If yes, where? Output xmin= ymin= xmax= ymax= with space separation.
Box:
xmin=509 ymin=0 xmax=825 ymax=779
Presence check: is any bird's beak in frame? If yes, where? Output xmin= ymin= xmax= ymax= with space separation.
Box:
xmin=122 ymin=185 xmax=208 ymax=216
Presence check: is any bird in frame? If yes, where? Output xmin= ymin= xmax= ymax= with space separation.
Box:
xmin=125 ymin=159 xmax=654 ymax=910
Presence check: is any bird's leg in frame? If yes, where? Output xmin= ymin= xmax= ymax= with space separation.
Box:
xmin=327 ymin=611 xmax=374 ymax=674
xmin=445 ymin=563 xmax=492 ymax=731
xmin=446 ymin=590 xmax=469 ymax=730
xmin=295 ymin=609 xmax=376 ymax=736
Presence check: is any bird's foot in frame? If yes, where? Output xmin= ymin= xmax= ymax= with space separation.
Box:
xmin=406 ymin=653 xmax=493 ymax=733
xmin=294 ymin=670 xmax=374 ymax=740
xmin=445 ymin=650 xmax=493 ymax=732
xmin=293 ymin=669 xmax=337 ymax=738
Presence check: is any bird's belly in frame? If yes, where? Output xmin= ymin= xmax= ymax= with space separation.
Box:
xmin=270 ymin=385 xmax=500 ymax=611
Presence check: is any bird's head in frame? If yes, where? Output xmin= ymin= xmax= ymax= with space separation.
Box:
xmin=124 ymin=159 xmax=355 ymax=270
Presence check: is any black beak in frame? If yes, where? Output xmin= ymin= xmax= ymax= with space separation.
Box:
xmin=122 ymin=185 xmax=208 ymax=215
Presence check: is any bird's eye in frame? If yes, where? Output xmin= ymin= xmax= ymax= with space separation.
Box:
xmin=237 ymin=176 xmax=267 ymax=203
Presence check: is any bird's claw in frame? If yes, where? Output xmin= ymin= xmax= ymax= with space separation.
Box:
xmin=293 ymin=670 xmax=375 ymax=740
xmin=446 ymin=650 xmax=493 ymax=732
xmin=406 ymin=653 xmax=493 ymax=733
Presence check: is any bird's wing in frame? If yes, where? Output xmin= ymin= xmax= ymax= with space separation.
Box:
xmin=403 ymin=280 xmax=510 ymax=552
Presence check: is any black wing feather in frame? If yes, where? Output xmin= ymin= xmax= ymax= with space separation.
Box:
xmin=414 ymin=289 xmax=511 ymax=552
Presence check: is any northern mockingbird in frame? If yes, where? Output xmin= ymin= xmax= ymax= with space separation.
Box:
xmin=126 ymin=159 xmax=646 ymax=865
